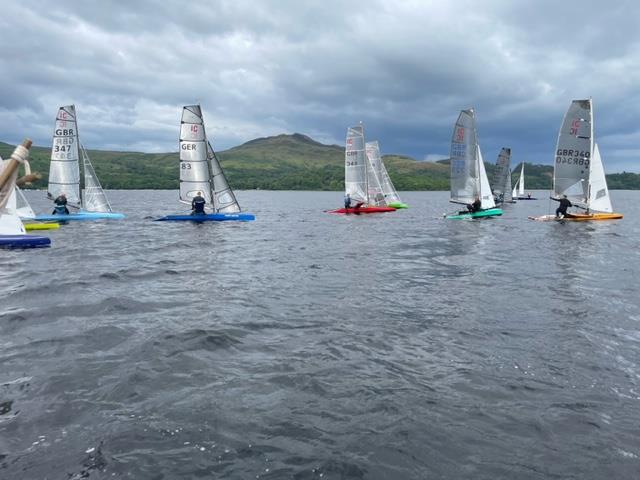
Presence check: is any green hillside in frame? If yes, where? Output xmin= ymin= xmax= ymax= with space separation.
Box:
xmin=1 ymin=134 xmax=638 ymax=190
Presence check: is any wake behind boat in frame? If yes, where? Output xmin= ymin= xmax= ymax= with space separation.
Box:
xmin=328 ymin=123 xmax=396 ymax=215
xmin=529 ymin=99 xmax=622 ymax=222
xmin=155 ymin=105 xmax=255 ymax=222
xmin=445 ymin=109 xmax=502 ymax=219
xmin=34 ymin=105 xmax=125 ymax=222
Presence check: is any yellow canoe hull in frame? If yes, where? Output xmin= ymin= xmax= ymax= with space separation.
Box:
xmin=529 ymin=213 xmax=623 ymax=222
xmin=24 ymin=222 xmax=60 ymax=231
xmin=564 ymin=213 xmax=623 ymax=221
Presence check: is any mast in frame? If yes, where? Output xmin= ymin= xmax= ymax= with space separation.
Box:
xmin=76 ymin=109 xmax=84 ymax=208
xmin=198 ymin=117 xmax=217 ymax=207
xmin=477 ymin=145 xmax=482 ymax=200
xmin=587 ymin=97 xmax=594 ymax=211
xmin=361 ymin=121 xmax=368 ymax=205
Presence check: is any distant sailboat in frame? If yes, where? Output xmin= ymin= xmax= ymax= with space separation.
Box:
xmin=156 ymin=105 xmax=254 ymax=222
xmin=328 ymin=124 xmax=395 ymax=214
xmin=365 ymin=141 xmax=408 ymax=209
xmin=512 ymin=163 xmax=537 ymax=200
xmin=445 ymin=109 xmax=502 ymax=219
xmin=34 ymin=105 xmax=124 ymax=221
xmin=530 ymin=99 xmax=622 ymax=221
xmin=491 ymin=147 xmax=514 ymax=204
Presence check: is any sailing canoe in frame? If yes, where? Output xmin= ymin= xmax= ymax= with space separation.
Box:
xmin=446 ymin=109 xmax=502 ymax=219
xmin=156 ymin=105 xmax=253 ymax=222
xmin=530 ymin=99 xmax=622 ymax=221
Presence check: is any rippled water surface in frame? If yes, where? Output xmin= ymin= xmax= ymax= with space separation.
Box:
xmin=2 ymin=190 xmax=640 ymax=479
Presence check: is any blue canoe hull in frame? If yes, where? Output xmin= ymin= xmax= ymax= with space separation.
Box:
xmin=155 ymin=213 xmax=255 ymax=222
xmin=0 ymin=234 xmax=51 ymax=249
xmin=34 ymin=212 xmax=125 ymax=221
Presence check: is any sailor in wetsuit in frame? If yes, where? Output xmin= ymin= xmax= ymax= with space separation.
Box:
xmin=191 ymin=191 xmax=206 ymax=215
xmin=465 ymin=196 xmax=482 ymax=214
xmin=52 ymin=193 xmax=70 ymax=214
xmin=551 ymin=194 xmax=572 ymax=218
xmin=344 ymin=193 xmax=352 ymax=209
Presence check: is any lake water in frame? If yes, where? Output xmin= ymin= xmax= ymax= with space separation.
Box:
xmin=1 ymin=190 xmax=640 ymax=479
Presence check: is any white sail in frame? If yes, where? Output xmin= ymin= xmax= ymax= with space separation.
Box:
xmin=588 ymin=143 xmax=612 ymax=212
xmin=450 ymin=109 xmax=477 ymax=204
xmin=512 ymin=163 xmax=525 ymax=198
xmin=81 ymin=144 xmax=112 ymax=213
xmin=48 ymin=105 xmax=81 ymax=207
xmin=491 ymin=147 xmax=512 ymax=202
xmin=180 ymin=105 xmax=213 ymax=208
xmin=364 ymin=141 xmax=386 ymax=206
xmin=11 ymin=187 xmax=36 ymax=219
xmin=345 ymin=124 xmax=368 ymax=204
xmin=179 ymin=105 xmax=242 ymax=213
xmin=379 ymin=162 xmax=402 ymax=204
xmin=477 ymin=147 xmax=496 ymax=209
xmin=366 ymin=141 xmax=402 ymax=206
xmin=206 ymin=141 xmax=241 ymax=213
xmin=554 ymin=99 xmax=592 ymax=206
xmin=0 ymin=156 xmax=26 ymax=234
xmin=450 ymin=109 xmax=494 ymax=208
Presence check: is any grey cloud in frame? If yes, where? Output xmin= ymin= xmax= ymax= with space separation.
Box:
xmin=0 ymin=0 xmax=638 ymax=171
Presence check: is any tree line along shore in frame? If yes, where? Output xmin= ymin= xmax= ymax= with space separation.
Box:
xmin=2 ymin=134 xmax=638 ymax=191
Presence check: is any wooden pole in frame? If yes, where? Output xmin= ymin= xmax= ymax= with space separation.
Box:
xmin=0 ymin=139 xmax=32 ymax=190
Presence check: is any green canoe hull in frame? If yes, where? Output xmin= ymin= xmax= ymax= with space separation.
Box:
xmin=445 ymin=208 xmax=503 ymax=220
xmin=388 ymin=202 xmax=408 ymax=209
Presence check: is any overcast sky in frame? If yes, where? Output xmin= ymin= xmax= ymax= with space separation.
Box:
xmin=1 ymin=0 xmax=638 ymax=171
